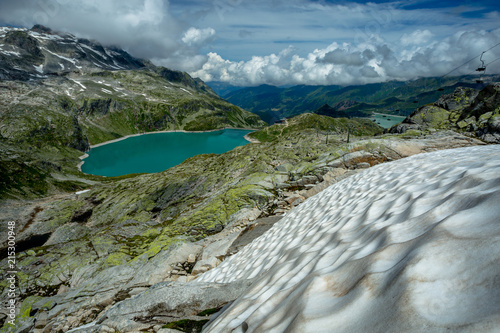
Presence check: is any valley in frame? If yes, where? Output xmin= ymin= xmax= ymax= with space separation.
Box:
xmin=216 ymin=77 xmax=499 ymax=124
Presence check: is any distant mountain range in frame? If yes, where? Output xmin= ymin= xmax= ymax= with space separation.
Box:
xmin=208 ymin=76 xmax=499 ymax=124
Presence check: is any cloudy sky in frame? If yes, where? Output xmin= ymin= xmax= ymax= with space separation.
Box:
xmin=0 ymin=0 xmax=499 ymax=86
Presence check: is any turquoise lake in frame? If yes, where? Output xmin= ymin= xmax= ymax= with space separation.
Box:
xmin=369 ymin=113 xmax=406 ymax=128
xmin=81 ymin=129 xmax=253 ymax=177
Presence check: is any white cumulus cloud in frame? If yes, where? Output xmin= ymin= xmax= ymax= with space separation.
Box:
xmin=190 ymin=28 xmax=500 ymax=86
xmin=400 ymin=29 xmax=434 ymax=46
xmin=1 ymin=0 xmax=500 ymax=85
xmin=182 ymin=27 xmax=216 ymax=46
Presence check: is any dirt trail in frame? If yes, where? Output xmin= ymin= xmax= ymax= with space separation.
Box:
xmin=278 ymin=118 xmax=289 ymax=137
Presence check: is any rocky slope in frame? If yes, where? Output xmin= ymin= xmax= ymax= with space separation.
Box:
xmin=247 ymin=113 xmax=382 ymax=142
xmin=0 ymin=25 xmax=265 ymax=199
xmin=0 ymin=113 xmax=489 ymax=332
xmin=0 ymin=25 xmax=144 ymax=80
xmin=389 ymin=83 xmax=500 ymax=143
xmin=3 ymin=132 xmax=488 ymax=333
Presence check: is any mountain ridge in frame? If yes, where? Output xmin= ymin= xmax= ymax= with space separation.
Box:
xmin=0 ymin=25 xmax=265 ymax=199
xmin=221 ymin=77 xmax=499 ymax=124
xmin=0 ymin=25 xmax=145 ymax=80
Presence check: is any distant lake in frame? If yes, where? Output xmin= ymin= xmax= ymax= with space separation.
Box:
xmin=369 ymin=113 xmax=406 ymax=128
xmin=81 ymin=129 xmax=253 ymax=177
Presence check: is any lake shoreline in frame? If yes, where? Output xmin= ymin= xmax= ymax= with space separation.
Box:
xmin=370 ymin=112 xmax=406 ymax=129
xmin=77 ymin=127 xmax=258 ymax=174
xmin=77 ymin=153 xmax=89 ymax=173
xmin=371 ymin=112 xmax=407 ymax=118
xmin=243 ymin=133 xmax=261 ymax=143
xmin=88 ymin=127 xmax=260 ymax=149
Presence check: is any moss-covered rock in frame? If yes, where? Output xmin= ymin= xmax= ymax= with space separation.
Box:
xmin=249 ymin=113 xmax=383 ymax=142
xmin=408 ymin=105 xmax=450 ymax=129
xmin=1 ymin=33 xmax=495 ymax=332
xmin=389 ymin=83 xmax=500 ymax=142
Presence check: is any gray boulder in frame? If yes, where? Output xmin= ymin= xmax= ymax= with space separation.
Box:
xmin=95 ymin=280 xmax=253 ymax=332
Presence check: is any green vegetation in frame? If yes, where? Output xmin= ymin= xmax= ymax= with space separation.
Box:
xmin=163 ymin=319 xmax=210 ymax=333
xmin=0 ymin=112 xmax=388 ymax=307
xmin=197 ymin=307 xmax=223 ymax=317
xmin=389 ymin=85 xmax=500 ymax=137
xmin=249 ymin=113 xmax=383 ymax=142
xmin=4 ymin=81 xmax=500 ymax=333
xmin=0 ymin=68 xmax=265 ymax=199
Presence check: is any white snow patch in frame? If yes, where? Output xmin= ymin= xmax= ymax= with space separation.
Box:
xmin=200 ymin=145 xmax=500 ymax=332
xmin=112 ymin=59 xmax=125 ymax=69
xmin=41 ymin=47 xmax=78 ymax=65
xmin=180 ymin=87 xmax=192 ymax=95
xmin=75 ymin=189 xmax=91 ymax=195
xmin=0 ymin=50 xmax=21 ymax=57
xmin=89 ymin=55 xmax=112 ymax=69
xmin=33 ymin=65 xmax=43 ymax=73
xmin=70 ymin=79 xmax=86 ymax=90
xmin=104 ymin=48 xmax=121 ymax=57
xmin=101 ymin=88 xmax=112 ymax=94
xmin=29 ymin=31 xmax=63 ymax=41
xmin=0 ymin=27 xmax=24 ymax=34
xmin=80 ymin=43 xmax=107 ymax=59
xmin=75 ymin=44 xmax=85 ymax=53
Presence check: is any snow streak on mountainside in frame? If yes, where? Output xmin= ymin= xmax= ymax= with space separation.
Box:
xmin=200 ymin=145 xmax=500 ymax=332
xmin=0 ymin=25 xmax=144 ymax=80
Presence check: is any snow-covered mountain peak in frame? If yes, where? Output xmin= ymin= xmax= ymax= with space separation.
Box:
xmin=0 ymin=25 xmax=145 ymax=80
